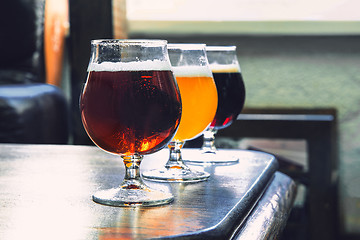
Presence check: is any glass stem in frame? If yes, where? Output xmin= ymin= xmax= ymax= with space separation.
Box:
xmin=201 ymin=128 xmax=218 ymax=153
xmin=165 ymin=141 xmax=190 ymax=170
xmin=121 ymin=154 xmax=146 ymax=190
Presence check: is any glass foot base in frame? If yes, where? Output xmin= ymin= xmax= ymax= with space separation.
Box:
xmin=183 ymin=150 xmax=239 ymax=164
xmin=142 ymin=167 xmax=210 ymax=182
xmin=92 ymin=187 xmax=174 ymax=207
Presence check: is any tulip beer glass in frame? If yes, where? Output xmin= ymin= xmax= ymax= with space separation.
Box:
xmin=194 ymin=46 xmax=246 ymax=163
xmin=142 ymin=44 xmax=218 ymax=182
xmin=80 ymin=40 xmax=182 ymax=206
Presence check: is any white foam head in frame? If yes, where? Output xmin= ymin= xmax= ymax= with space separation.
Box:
xmin=88 ymin=60 xmax=171 ymax=72
xmin=171 ymin=65 xmax=213 ymax=77
xmin=209 ymin=63 xmax=241 ymax=73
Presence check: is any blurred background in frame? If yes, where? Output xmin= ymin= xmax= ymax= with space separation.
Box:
xmin=1 ymin=0 xmax=360 ymax=239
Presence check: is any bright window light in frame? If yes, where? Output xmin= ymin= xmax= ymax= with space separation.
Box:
xmin=127 ymin=0 xmax=360 ymax=21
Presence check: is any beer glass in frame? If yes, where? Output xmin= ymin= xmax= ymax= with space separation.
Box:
xmin=80 ymin=39 xmax=182 ymax=206
xmin=187 ymin=46 xmax=245 ymax=164
xmin=142 ymin=44 xmax=218 ymax=182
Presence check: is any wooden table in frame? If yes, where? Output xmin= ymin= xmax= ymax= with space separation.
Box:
xmin=0 ymin=144 xmax=296 ymax=239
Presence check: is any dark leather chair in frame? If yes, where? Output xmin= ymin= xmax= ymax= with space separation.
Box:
xmin=0 ymin=0 xmax=69 ymax=144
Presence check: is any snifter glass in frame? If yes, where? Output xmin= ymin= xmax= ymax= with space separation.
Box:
xmin=142 ymin=43 xmax=218 ymax=182
xmin=80 ymin=39 xmax=182 ymax=206
xmin=186 ymin=46 xmax=245 ymax=164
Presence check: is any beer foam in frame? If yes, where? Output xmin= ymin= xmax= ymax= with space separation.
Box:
xmin=88 ymin=60 xmax=171 ymax=72
xmin=209 ymin=63 xmax=241 ymax=73
xmin=171 ymin=65 xmax=213 ymax=77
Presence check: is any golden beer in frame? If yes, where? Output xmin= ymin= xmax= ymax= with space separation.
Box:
xmin=142 ymin=43 xmax=217 ymax=182
xmin=172 ymin=65 xmax=218 ymax=142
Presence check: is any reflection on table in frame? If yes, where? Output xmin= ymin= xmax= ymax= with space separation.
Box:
xmin=0 ymin=144 xmax=296 ymax=240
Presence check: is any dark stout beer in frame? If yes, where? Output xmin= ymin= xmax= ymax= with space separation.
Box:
xmin=210 ymin=71 xmax=245 ymax=130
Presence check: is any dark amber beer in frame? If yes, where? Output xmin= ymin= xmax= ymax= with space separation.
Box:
xmin=210 ymin=69 xmax=245 ymax=130
xmin=81 ymin=39 xmax=181 ymax=207
xmin=80 ymin=64 xmax=182 ymax=156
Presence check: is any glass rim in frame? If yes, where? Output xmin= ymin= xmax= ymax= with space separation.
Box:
xmin=206 ymin=46 xmax=237 ymax=51
xmin=91 ymin=39 xmax=168 ymax=46
xmin=167 ymin=43 xmax=206 ymax=50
